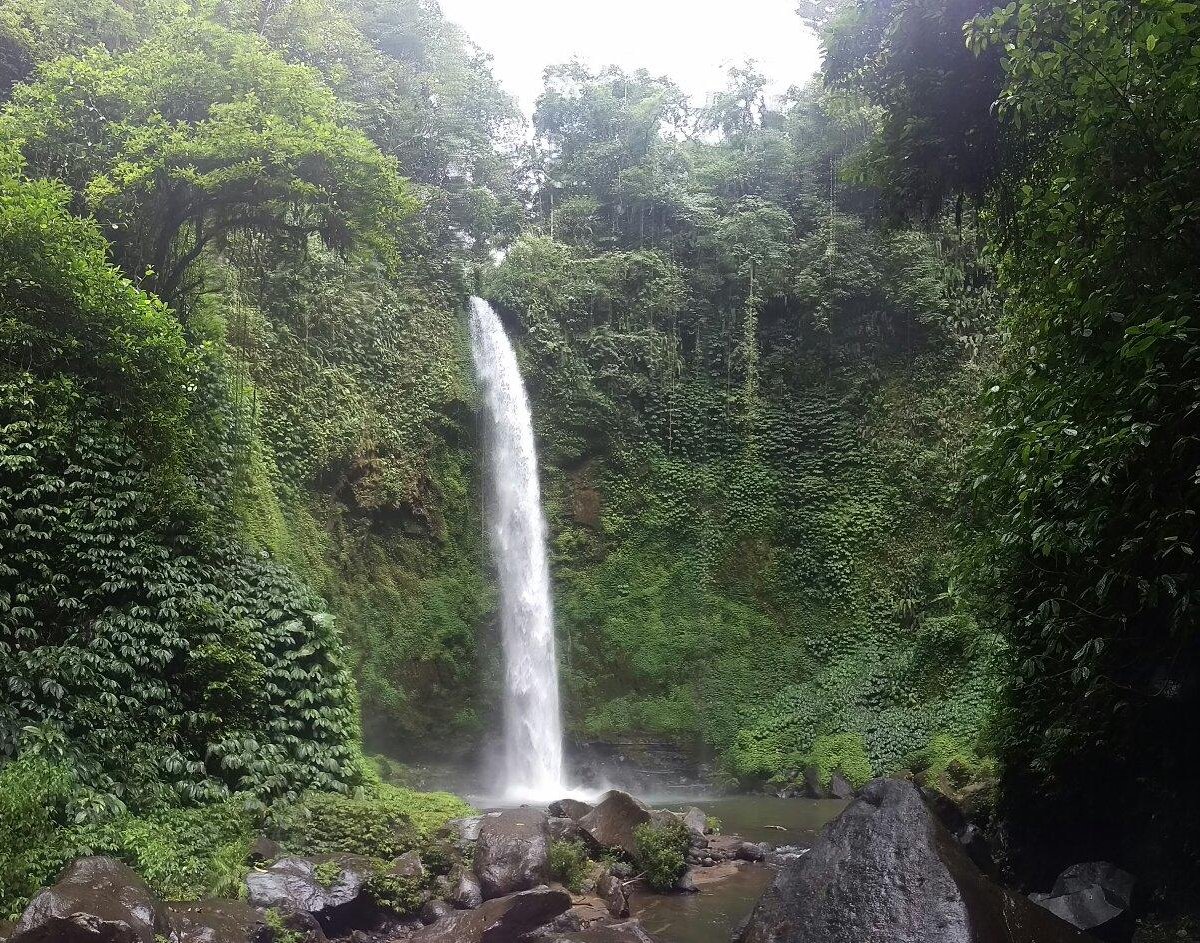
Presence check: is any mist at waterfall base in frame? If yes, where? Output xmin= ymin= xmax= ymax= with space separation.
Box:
xmin=468 ymin=296 xmax=586 ymax=803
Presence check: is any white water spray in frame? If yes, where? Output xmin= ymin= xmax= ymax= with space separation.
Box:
xmin=468 ymin=296 xmax=567 ymax=801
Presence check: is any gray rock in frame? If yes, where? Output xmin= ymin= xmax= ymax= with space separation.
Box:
xmin=11 ymin=857 xmax=169 ymax=943
xmin=1032 ymin=862 xmax=1135 ymax=939
xmin=446 ymin=866 xmax=484 ymax=910
xmin=244 ymin=854 xmax=375 ymax=931
xmin=735 ymin=842 xmax=768 ymax=863
xmin=579 ymin=791 xmax=653 ymax=858
xmin=681 ymin=807 xmax=707 ymax=838
xmin=736 ymin=779 xmax=1095 ymax=943
xmin=675 ymin=869 xmax=699 ymax=893
xmin=389 ymin=850 xmax=426 ymax=882
xmin=473 ymin=807 xmax=550 ymax=899
xmin=409 ymin=886 xmax=571 ymax=943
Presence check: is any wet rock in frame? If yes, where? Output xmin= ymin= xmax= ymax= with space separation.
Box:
xmin=579 ymin=791 xmax=652 ymax=858
xmin=828 ymin=770 xmax=855 ymax=800
xmin=409 ymin=886 xmax=571 ymax=943
xmin=549 ymin=799 xmax=594 ymax=821
xmin=244 ymin=854 xmax=375 ymax=932
xmin=11 ymin=856 xmax=169 ymax=943
xmin=735 ymin=841 xmax=768 ymax=863
xmin=675 ymin=869 xmax=699 ymax=893
xmin=445 ymin=865 xmax=484 ymax=910
xmin=419 ymin=900 xmax=453 ymax=925
xmin=473 ymin=807 xmax=550 ymax=899
xmin=166 ymin=899 xmax=271 ymax=943
xmin=737 ymin=779 xmax=1095 ymax=943
xmin=594 ymin=869 xmax=628 ymax=918
xmin=681 ymin=807 xmax=707 ymax=838
xmin=1031 ymin=863 xmax=1135 ymax=941
xmin=389 ymin=850 xmax=426 ymax=882
xmin=443 ymin=813 xmax=498 ymax=853
xmin=247 ymin=835 xmax=280 ymax=865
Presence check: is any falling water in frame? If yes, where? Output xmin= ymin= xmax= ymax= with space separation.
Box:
xmin=468 ymin=296 xmax=567 ymax=801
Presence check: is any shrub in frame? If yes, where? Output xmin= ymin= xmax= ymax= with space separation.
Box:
xmin=633 ymin=820 xmax=689 ymax=891
xmin=548 ymin=839 xmax=592 ymax=893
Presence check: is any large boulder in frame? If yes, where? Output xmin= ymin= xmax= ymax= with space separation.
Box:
xmin=473 ymin=808 xmax=551 ymax=899
xmin=244 ymin=854 xmax=376 ymax=932
xmin=594 ymin=869 xmax=628 ymax=918
xmin=1031 ymin=863 xmax=1135 ymax=941
xmin=409 ymin=886 xmax=571 ymax=943
xmin=11 ymin=857 xmax=169 ymax=943
xmin=548 ymin=799 xmax=594 ymax=821
xmin=166 ymin=900 xmax=272 ymax=943
xmin=388 ymin=850 xmax=426 ymax=882
xmin=736 ymin=779 xmax=1096 ymax=943
xmin=578 ymin=791 xmax=652 ymax=858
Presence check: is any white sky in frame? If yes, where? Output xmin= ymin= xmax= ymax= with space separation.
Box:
xmin=437 ymin=0 xmax=824 ymax=114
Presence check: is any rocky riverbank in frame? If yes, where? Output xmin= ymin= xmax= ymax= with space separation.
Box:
xmin=0 ymin=783 xmax=1135 ymax=943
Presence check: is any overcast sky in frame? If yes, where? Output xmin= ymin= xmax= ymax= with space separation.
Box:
xmin=437 ymin=0 xmax=824 ymax=114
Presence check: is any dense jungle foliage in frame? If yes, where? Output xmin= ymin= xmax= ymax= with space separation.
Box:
xmin=487 ymin=65 xmax=1000 ymax=782
xmin=0 ymin=0 xmax=1197 ymax=924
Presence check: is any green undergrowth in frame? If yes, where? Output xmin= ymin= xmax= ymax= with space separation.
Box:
xmin=0 ymin=751 xmax=471 ymax=918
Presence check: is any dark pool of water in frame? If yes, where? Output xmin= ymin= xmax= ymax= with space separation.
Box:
xmin=629 ymin=796 xmax=846 ymax=943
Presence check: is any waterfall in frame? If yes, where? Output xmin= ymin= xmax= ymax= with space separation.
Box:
xmin=468 ymin=296 xmax=567 ymax=801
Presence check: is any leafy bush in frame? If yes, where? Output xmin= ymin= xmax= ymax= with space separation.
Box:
xmin=548 ymin=839 xmax=592 ymax=893
xmin=633 ymin=820 xmax=689 ymax=891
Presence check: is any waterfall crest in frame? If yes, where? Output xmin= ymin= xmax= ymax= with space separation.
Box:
xmin=468 ymin=296 xmax=567 ymax=801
